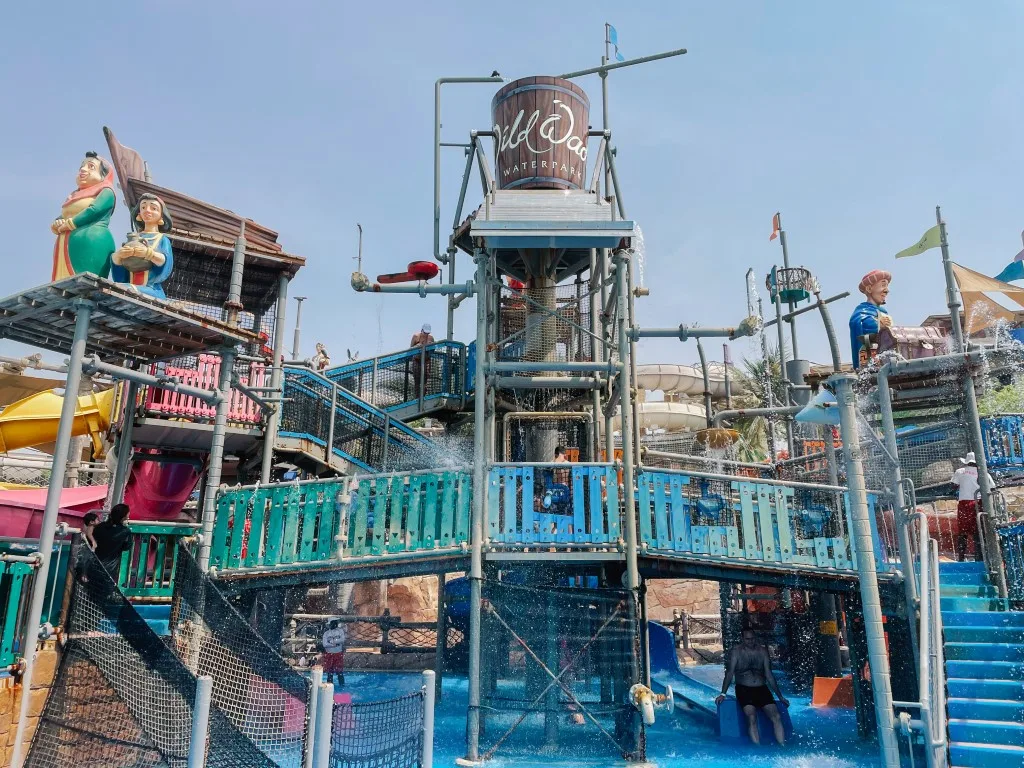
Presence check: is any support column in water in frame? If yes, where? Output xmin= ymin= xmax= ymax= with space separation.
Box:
xmin=524 ymin=275 xmax=559 ymax=462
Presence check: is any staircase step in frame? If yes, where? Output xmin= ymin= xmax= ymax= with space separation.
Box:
xmin=940 ymin=561 xmax=988 ymax=574
xmin=948 ymin=660 xmax=1024 ymax=681
xmin=944 ymin=611 xmax=1024 ymax=628
xmin=950 ymin=741 xmax=1024 ymax=767
xmin=948 ymin=678 xmax=1024 ymax=701
xmin=948 ymin=718 xmax=1024 ymax=747
xmin=949 ymin=697 xmax=1024 ymax=722
xmin=946 ymin=642 xmax=1024 ymax=663
xmin=944 ymin=584 xmax=1000 ymax=598
xmin=942 ymin=596 xmax=1012 ymax=612
xmin=946 ymin=626 xmax=1024 ymax=644
xmin=941 ymin=571 xmax=994 ymax=586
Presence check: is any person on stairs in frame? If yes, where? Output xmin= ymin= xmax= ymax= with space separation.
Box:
xmin=92 ymin=503 xmax=132 ymax=577
xmin=951 ymin=451 xmax=994 ymax=562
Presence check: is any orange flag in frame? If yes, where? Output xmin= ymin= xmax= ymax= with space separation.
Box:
xmin=769 ymin=213 xmax=781 ymax=241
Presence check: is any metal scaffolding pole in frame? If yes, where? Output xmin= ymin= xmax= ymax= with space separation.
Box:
xmin=10 ymin=299 xmax=92 ymax=768
xmin=111 ymin=379 xmax=139 ymax=505
xmin=261 ymin=274 xmax=290 ymax=483
xmin=465 ymin=250 xmax=488 ymax=763
xmin=832 ymin=374 xmax=900 ymax=768
xmin=197 ymin=346 xmax=238 ymax=571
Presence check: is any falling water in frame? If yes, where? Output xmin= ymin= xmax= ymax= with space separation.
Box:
xmin=632 ymin=224 xmax=646 ymax=288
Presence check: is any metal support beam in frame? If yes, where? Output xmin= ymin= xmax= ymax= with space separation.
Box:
xmin=10 ymin=299 xmax=92 ymax=768
xmin=261 ymin=274 xmax=289 ymax=483
xmin=356 ymin=280 xmax=475 ymax=297
xmin=197 ymin=346 xmax=237 ymax=571
xmin=832 ymin=374 xmax=900 ymax=768
xmin=82 ymin=356 xmax=222 ymax=405
xmin=488 ymin=360 xmax=614 ymax=374
xmin=188 ymin=675 xmax=213 ymax=768
xmin=226 ymin=222 xmax=246 ymax=326
xmin=711 ymin=404 xmax=803 ymax=428
xmin=434 ymin=574 xmax=446 ymax=701
xmin=492 ymin=375 xmax=604 ymax=390
xmin=936 ymin=206 xmax=964 ymax=352
xmin=111 ymin=380 xmax=139 ymax=505
xmin=465 ymin=250 xmax=488 ymax=763
xmin=629 ymin=321 xmax=758 ymax=341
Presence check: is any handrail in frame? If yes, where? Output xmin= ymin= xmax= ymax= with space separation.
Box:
xmin=895 ymin=511 xmax=947 ymax=768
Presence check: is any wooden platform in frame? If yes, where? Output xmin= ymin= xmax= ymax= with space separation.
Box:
xmin=0 ymin=275 xmax=259 ymax=364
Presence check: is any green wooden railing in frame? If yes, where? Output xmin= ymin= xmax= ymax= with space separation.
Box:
xmin=211 ymin=469 xmax=472 ymax=571
xmin=118 ymin=522 xmax=200 ymax=600
xmin=0 ymin=558 xmax=34 ymax=669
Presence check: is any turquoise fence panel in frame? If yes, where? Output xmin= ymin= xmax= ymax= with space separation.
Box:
xmin=245 ymin=490 xmax=269 ymax=567
xmin=520 ymin=467 xmax=534 ymax=543
xmin=0 ymin=562 xmax=31 ymax=668
xmin=422 ymin=474 xmax=439 ymax=549
xmin=117 ymin=523 xmax=199 ymax=599
xmin=504 ymin=470 xmax=518 ymax=543
xmin=439 ymin=472 xmax=456 ymax=548
xmin=638 ymin=473 xmax=653 ymax=547
xmin=456 ymin=471 xmax=472 ymax=545
xmin=756 ymin=484 xmax=778 ymax=562
xmin=281 ymin=490 xmax=302 ymax=564
xmin=572 ymin=469 xmax=587 ymax=543
xmin=738 ymin=482 xmax=761 ymax=559
xmin=265 ymin=487 xmax=287 ymax=566
xmin=407 ymin=476 xmax=424 ymax=551
xmin=587 ymin=469 xmax=604 ymax=543
xmin=773 ymin=486 xmax=795 ymax=563
xmin=669 ymin=475 xmax=690 ymax=552
xmin=210 ymin=493 xmax=235 ymax=569
xmin=387 ymin=476 xmax=406 ymax=554
xmin=605 ymin=466 xmax=620 ymax=541
xmin=370 ymin=477 xmax=390 ymax=556
xmin=653 ymin=475 xmax=670 ymax=550
xmin=350 ymin=480 xmax=371 ymax=556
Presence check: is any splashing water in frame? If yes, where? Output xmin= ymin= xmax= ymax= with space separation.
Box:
xmin=632 ymin=224 xmax=646 ymax=288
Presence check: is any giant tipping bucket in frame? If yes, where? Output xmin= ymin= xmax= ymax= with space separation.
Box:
xmin=492 ymin=76 xmax=590 ymax=190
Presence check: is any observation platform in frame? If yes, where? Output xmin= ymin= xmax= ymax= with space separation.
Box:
xmin=206 ymin=465 xmax=902 ymax=594
xmin=453 ymin=189 xmax=635 ymax=282
xmin=0 ymin=274 xmax=258 ymax=364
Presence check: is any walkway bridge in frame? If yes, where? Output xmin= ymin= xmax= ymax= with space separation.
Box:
xmin=206 ymin=465 xmax=900 ymax=595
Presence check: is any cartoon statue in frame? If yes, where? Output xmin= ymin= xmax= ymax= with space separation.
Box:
xmin=110 ymin=193 xmax=174 ymax=299
xmin=311 ymin=343 xmax=331 ymax=371
xmin=849 ymin=269 xmax=892 ymax=370
xmin=51 ymin=152 xmax=116 ymax=280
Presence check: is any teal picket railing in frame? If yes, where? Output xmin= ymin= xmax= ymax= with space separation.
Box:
xmin=118 ymin=522 xmax=200 ymax=600
xmin=487 ymin=464 xmax=620 ymax=546
xmin=211 ymin=469 xmax=472 ymax=571
xmin=0 ymin=557 xmax=35 ymax=669
xmin=635 ymin=469 xmax=891 ymax=573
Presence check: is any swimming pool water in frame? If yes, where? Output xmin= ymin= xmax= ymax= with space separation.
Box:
xmin=344 ymin=671 xmax=881 ymax=768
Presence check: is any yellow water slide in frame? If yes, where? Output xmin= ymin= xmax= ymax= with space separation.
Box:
xmin=0 ymin=388 xmax=115 ymax=455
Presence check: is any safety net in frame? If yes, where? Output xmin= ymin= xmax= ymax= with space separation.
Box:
xmin=171 ymin=546 xmax=309 ymax=767
xmin=328 ymin=689 xmax=424 ymax=768
xmin=26 ymin=545 xmax=274 ymax=768
xmin=475 ymin=577 xmax=645 ymax=763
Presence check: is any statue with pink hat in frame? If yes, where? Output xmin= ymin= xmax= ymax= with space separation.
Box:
xmin=849 ymin=269 xmax=892 ymax=370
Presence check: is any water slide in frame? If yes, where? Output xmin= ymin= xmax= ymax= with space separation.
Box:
xmin=613 ymin=364 xmax=729 ymax=433
xmin=0 ymin=387 xmax=114 ymax=454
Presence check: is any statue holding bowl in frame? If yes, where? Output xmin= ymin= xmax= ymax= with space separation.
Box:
xmin=111 ymin=193 xmax=174 ymax=299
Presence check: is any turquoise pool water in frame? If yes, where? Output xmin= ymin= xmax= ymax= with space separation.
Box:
xmin=344 ymin=671 xmax=881 ymax=768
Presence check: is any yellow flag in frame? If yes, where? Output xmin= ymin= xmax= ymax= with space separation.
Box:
xmin=895 ymin=225 xmax=941 ymax=259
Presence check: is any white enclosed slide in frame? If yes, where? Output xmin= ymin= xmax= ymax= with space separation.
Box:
xmin=612 ymin=363 xmax=730 ymax=433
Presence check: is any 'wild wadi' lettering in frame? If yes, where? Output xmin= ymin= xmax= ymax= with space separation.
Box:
xmin=494 ymin=100 xmax=588 ymax=161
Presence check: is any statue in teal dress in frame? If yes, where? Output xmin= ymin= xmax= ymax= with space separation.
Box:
xmin=50 ymin=152 xmax=116 ymax=280
xmin=111 ymin=193 xmax=174 ymax=299
xmin=850 ymin=269 xmax=892 ymax=370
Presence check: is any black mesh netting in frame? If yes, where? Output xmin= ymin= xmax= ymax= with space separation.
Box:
xmin=26 ymin=546 xmax=275 ymax=768
xmin=476 ymin=578 xmax=645 ymax=763
xmin=171 ymin=547 xmax=309 ymax=767
xmin=328 ymin=690 xmax=424 ymax=768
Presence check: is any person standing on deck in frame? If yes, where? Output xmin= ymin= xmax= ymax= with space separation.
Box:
xmin=321 ymin=620 xmax=347 ymax=687
xmin=92 ymin=504 xmax=132 ymax=577
xmin=409 ymin=324 xmax=435 ymax=398
xmin=951 ymin=452 xmax=993 ymax=562
xmin=81 ymin=511 xmax=99 ymax=550
xmin=716 ymin=627 xmax=789 ymax=745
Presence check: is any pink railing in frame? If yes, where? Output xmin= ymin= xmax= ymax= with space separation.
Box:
xmin=143 ymin=354 xmax=267 ymax=425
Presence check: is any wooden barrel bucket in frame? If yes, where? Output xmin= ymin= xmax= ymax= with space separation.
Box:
xmin=491 ymin=76 xmax=591 ymax=191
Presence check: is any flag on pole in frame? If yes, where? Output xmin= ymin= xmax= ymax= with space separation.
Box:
xmin=894 ymin=225 xmax=941 ymax=259
xmin=607 ymin=25 xmax=626 ymax=62
xmin=769 ymin=213 xmax=781 ymax=241
xmin=994 ymin=230 xmax=1024 ymax=283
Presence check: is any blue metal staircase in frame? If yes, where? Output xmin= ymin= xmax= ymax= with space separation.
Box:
xmin=940 ymin=561 xmax=1024 ymax=767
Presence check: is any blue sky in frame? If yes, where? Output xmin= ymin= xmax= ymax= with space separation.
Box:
xmin=2 ymin=1 xmax=1022 ymax=371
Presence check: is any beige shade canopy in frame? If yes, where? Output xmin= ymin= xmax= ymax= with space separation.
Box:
xmin=951 ymin=263 xmax=1024 ymax=335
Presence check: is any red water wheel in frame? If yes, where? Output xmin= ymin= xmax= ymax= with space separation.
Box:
xmin=376 ymin=260 xmax=440 ymax=284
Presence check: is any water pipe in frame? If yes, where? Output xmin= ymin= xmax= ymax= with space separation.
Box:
xmin=225 ymin=221 xmax=246 ymax=326
xmin=292 ymin=297 xmax=307 ymax=360
xmin=711 ymin=404 xmax=802 ymax=428
xmin=10 ymin=299 xmax=92 ymax=768
xmin=303 ymin=667 xmax=322 ymax=768
xmin=188 ymin=675 xmax=213 ymax=768
xmin=695 ymin=339 xmax=713 ymax=428
xmin=488 ymin=361 xmax=614 ymax=374
xmin=197 ymin=346 xmax=237 ymax=571
xmin=936 ymin=206 xmax=964 ymax=353
xmin=876 ymin=362 xmax=921 ymax=667
xmin=351 ymin=272 xmax=475 ymax=297
xmin=629 ymin=316 xmax=760 ymax=342
xmin=434 ymin=76 xmax=504 ymax=263
xmin=261 ymin=274 xmax=290 ymax=483
xmin=0 ymin=353 xmax=67 ymax=374
xmin=493 ymin=376 xmax=605 ymax=390
xmin=832 ymin=373 xmax=900 ymax=768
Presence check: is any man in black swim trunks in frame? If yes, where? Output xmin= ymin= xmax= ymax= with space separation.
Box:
xmin=715 ymin=627 xmax=789 ymax=745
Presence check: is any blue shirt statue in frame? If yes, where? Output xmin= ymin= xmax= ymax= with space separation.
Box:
xmin=111 ymin=193 xmax=174 ymax=299
xmin=849 ymin=269 xmax=892 ymax=370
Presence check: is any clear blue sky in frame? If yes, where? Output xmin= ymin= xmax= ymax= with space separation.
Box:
xmin=2 ymin=2 xmax=1022 ymax=371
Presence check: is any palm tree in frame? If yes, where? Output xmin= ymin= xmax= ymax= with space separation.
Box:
xmin=729 ymin=344 xmax=787 ymax=462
